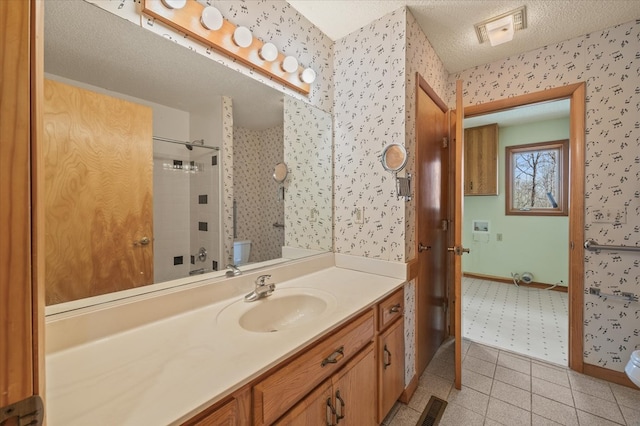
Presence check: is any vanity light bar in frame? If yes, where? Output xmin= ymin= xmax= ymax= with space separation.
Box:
xmin=142 ymin=0 xmax=314 ymax=94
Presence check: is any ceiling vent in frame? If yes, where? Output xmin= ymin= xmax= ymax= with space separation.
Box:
xmin=475 ymin=6 xmax=527 ymax=46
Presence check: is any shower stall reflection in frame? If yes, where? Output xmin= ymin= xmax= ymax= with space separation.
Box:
xmin=152 ymin=137 xmax=222 ymax=282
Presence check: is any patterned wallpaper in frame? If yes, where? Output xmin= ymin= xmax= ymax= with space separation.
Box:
xmin=333 ymin=8 xmax=407 ymax=262
xmin=404 ymin=279 xmax=416 ymax=385
xmin=87 ymin=0 xmax=333 ymax=114
xmin=222 ymin=96 xmax=234 ymax=265
xmin=283 ymin=97 xmax=333 ymax=251
xmin=404 ymin=10 xmax=449 ymax=261
xmin=448 ymin=19 xmax=640 ymax=372
xmin=233 ymin=125 xmax=285 ymax=263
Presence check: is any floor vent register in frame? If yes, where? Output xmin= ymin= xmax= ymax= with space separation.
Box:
xmin=416 ymin=396 xmax=447 ymax=426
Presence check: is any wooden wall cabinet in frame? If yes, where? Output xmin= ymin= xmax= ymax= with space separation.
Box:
xmin=464 ymin=123 xmax=499 ymax=195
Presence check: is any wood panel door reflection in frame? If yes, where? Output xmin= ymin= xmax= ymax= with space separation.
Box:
xmin=44 ymin=79 xmax=153 ymax=305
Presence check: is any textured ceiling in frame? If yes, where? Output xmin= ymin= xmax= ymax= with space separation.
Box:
xmin=286 ymin=0 xmax=640 ymax=73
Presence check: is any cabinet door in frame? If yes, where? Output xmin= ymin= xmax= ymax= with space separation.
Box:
xmin=331 ymin=344 xmax=376 ymax=426
xmin=464 ymin=123 xmax=498 ymax=195
xmin=182 ymin=387 xmax=251 ymax=426
xmin=378 ymin=319 xmax=405 ymax=422
xmin=189 ymin=399 xmax=236 ymax=426
xmin=274 ymin=381 xmax=333 ymax=426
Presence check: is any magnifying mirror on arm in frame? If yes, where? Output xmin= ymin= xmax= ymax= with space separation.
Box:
xmin=273 ymin=162 xmax=288 ymax=183
xmin=381 ymin=144 xmax=411 ymax=201
xmin=381 ymin=144 xmax=407 ymax=172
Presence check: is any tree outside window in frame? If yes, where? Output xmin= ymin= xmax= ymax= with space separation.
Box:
xmin=505 ymin=140 xmax=569 ymax=216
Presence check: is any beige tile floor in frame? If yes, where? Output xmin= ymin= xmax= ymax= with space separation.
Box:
xmin=383 ymin=339 xmax=640 ymax=426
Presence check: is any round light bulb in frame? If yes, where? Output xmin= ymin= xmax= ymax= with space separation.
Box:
xmin=233 ymin=26 xmax=253 ymax=48
xmin=259 ymin=43 xmax=278 ymax=62
xmin=201 ymin=6 xmax=223 ymax=31
xmin=161 ymin=0 xmax=187 ymax=9
xmin=281 ymin=56 xmax=298 ymax=73
xmin=300 ymin=68 xmax=316 ymax=84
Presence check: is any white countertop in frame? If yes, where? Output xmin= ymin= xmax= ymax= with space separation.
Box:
xmin=45 ymin=264 xmax=405 ymax=425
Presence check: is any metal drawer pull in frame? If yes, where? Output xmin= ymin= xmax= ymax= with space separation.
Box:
xmin=321 ymin=346 xmax=344 ymax=367
xmin=383 ymin=344 xmax=392 ymax=369
xmin=389 ymin=303 xmax=402 ymax=314
xmin=335 ymin=390 xmax=345 ymax=423
xmin=326 ymin=397 xmax=336 ymax=426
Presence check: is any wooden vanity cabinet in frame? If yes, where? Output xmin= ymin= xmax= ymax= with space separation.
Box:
xmin=377 ymin=288 xmax=405 ymax=423
xmin=275 ymin=344 xmax=376 ymax=426
xmin=182 ymin=286 xmax=406 ymax=426
xmin=464 ymin=123 xmax=499 ymax=195
xmin=253 ymin=310 xmax=375 ymax=425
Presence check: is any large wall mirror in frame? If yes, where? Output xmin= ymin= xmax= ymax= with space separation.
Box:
xmin=44 ymin=0 xmax=333 ymax=313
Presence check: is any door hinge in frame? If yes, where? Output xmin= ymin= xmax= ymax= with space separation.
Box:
xmin=0 ymin=395 xmax=44 ymax=426
xmin=442 ymin=137 xmax=448 ymax=148
xmin=441 ymin=219 xmax=448 ymax=231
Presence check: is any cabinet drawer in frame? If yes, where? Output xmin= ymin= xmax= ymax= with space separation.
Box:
xmin=378 ymin=288 xmax=404 ymax=331
xmin=253 ymin=310 xmax=375 ymax=426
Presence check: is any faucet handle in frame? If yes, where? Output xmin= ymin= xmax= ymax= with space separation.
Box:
xmin=255 ymin=274 xmax=272 ymax=286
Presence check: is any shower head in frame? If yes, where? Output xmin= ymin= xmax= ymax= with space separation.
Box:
xmin=185 ymin=139 xmax=204 ymax=150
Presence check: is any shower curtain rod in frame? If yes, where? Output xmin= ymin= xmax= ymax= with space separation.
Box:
xmin=152 ymin=136 xmax=220 ymax=151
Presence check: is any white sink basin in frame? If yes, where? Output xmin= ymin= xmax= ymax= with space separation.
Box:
xmin=217 ymin=288 xmax=338 ymax=333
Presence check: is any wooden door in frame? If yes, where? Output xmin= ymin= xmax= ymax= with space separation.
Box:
xmin=452 ymin=80 xmax=465 ymax=389
xmin=415 ymin=75 xmax=449 ymax=376
xmin=331 ymin=345 xmax=376 ymax=426
xmin=1 ymin=0 xmax=45 ymax=419
xmin=43 ymin=79 xmax=154 ymax=304
xmin=378 ymin=320 xmax=404 ymax=422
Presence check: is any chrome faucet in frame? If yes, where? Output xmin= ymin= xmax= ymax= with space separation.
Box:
xmin=225 ymin=264 xmax=242 ymax=277
xmin=244 ymin=275 xmax=275 ymax=302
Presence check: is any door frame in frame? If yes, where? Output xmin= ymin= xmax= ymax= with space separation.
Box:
xmin=455 ymin=82 xmax=585 ymax=372
xmin=0 ymin=0 xmax=45 ymax=412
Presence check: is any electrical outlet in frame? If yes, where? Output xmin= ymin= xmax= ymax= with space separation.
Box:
xmin=354 ymin=206 xmax=365 ymax=224
xmin=496 ymin=233 xmax=503 ymax=241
